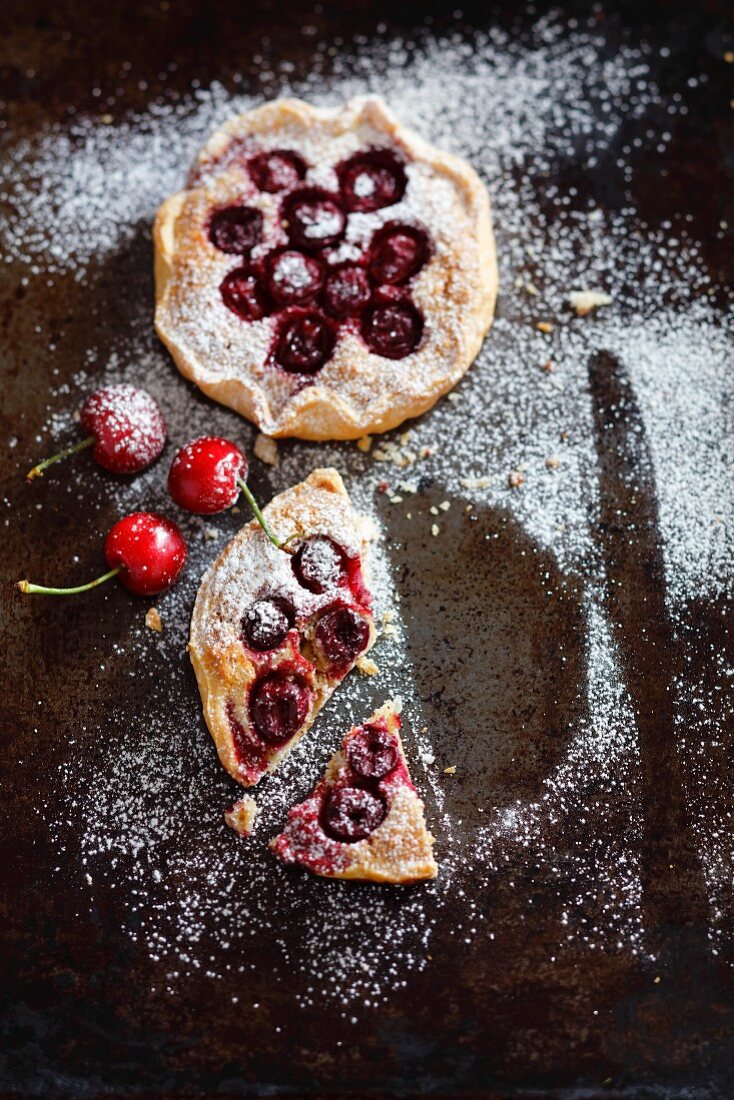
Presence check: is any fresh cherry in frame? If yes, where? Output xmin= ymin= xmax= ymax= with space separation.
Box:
xmin=314 ymin=605 xmax=370 ymax=667
xmin=209 ymin=205 xmax=263 ymax=255
xmin=322 ymin=787 xmax=386 ymax=842
xmin=27 ymin=384 xmax=167 ymax=482
xmin=322 ymin=263 xmax=371 ymax=319
xmin=220 ymin=266 xmax=269 ymax=321
xmin=17 ymin=512 xmax=187 ymax=598
xmin=283 ymin=189 xmax=346 ymax=251
xmin=338 ymin=149 xmax=407 ymax=213
xmin=361 ymin=301 xmax=424 ymax=359
xmin=242 ymin=596 xmax=295 ymax=651
xmin=274 ymin=310 xmax=336 ymax=375
xmin=292 ymin=536 xmax=347 ymax=594
xmin=249 ymin=150 xmax=307 ymax=192
xmin=266 ymin=249 xmax=325 ymax=307
xmin=347 ymin=722 xmax=399 ymax=780
xmin=168 ymin=436 xmax=281 ymax=546
xmin=250 ymin=672 xmax=311 ymax=744
xmin=368 ymin=224 xmax=430 ymax=285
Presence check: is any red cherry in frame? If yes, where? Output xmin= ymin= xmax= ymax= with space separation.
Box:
xmin=322 ymin=787 xmax=386 ymax=842
xmin=322 ymin=263 xmax=371 ymax=319
xmin=314 ymin=605 xmax=370 ymax=667
xmin=292 ymin=536 xmax=348 ymax=593
xmin=209 ymin=205 xmax=263 ymax=255
xmin=17 ymin=511 xmax=187 ymax=598
xmin=283 ymin=189 xmax=346 ymax=251
xmin=104 ymin=512 xmax=187 ymax=595
xmin=27 ymin=384 xmax=167 ymax=482
xmin=250 ymin=672 xmax=311 ymax=744
xmin=220 ymin=266 xmax=269 ymax=321
xmin=168 ymin=436 xmax=246 ymax=515
xmin=347 ymin=722 xmax=399 ymax=780
xmin=338 ymin=150 xmax=407 ymax=214
xmin=242 ymin=596 xmax=295 ymax=651
xmin=274 ymin=309 xmax=336 ymax=374
xmin=361 ymin=300 xmax=424 ymax=359
xmin=368 ymin=224 xmax=430 ymax=285
xmin=265 ymin=248 xmax=325 ymax=307
xmin=249 ymin=150 xmax=307 ymax=192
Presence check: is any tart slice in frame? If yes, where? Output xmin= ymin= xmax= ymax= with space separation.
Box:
xmin=189 ymin=468 xmax=375 ymax=787
xmin=270 ymin=701 xmax=437 ymax=883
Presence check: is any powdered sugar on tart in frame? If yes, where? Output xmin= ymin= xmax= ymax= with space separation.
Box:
xmin=271 ymin=700 xmax=437 ymax=884
xmin=154 ymin=95 xmax=497 ymax=440
xmin=189 ymin=468 xmax=375 ymax=787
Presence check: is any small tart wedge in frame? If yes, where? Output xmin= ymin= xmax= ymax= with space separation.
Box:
xmin=189 ymin=468 xmax=375 ymax=787
xmin=271 ymin=700 xmax=437 ymax=883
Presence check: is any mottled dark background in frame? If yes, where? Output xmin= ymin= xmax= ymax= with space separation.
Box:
xmin=1 ymin=0 xmax=733 ymax=1097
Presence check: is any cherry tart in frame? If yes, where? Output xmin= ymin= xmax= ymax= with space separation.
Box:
xmin=189 ymin=468 xmax=375 ymax=787
xmin=154 ymin=95 xmax=497 ymax=440
xmin=270 ymin=700 xmax=437 ymax=884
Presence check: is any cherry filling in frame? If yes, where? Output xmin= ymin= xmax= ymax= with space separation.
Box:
xmin=368 ymin=224 xmax=430 ymax=285
xmin=292 ymin=535 xmax=348 ymax=594
xmin=347 ymin=722 xmax=399 ymax=780
xmin=266 ymin=249 xmax=325 ymax=307
xmin=274 ymin=309 xmax=336 ymax=374
xmin=283 ymin=189 xmax=346 ymax=251
xmin=322 ymin=786 xmax=386 ymax=842
xmin=338 ymin=150 xmax=407 ymax=213
xmin=322 ymin=263 xmax=371 ymax=319
xmin=250 ymin=672 xmax=310 ymax=745
xmin=242 ymin=596 xmax=295 ymax=652
xmin=249 ymin=149 xmax=307 ymax=193
xmin=361 ymin=301 xmax=424 ymax=359
xmin=209 ymin=205 xmax=263 ymax=255
xmin=314 ymin=606 xmax=370 ymax=667
xmin=220 ymin=266 xmax=269 ymax=321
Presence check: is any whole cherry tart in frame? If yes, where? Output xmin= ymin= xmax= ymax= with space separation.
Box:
xmin=154 ymin=95 xmax=497 ymax=440
xmin=271 ymin=700 xmax=437 ymax=883
xmin=189 ymin=468 xmax=375 ymax=787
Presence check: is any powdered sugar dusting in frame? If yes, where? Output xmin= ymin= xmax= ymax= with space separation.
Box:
xmin=6 ymin=11 xmax=731 ymax=1016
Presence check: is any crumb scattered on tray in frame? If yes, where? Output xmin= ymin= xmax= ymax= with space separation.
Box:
xmin=224 ymin=796 xmax=258 ymax=837
xmin=568 ymin=289 xmax=613 ymax=316
xmin=145 ymin=607 xmax=162 ymax=633
xmin=356 ymin=656 xmax=380 ymax=676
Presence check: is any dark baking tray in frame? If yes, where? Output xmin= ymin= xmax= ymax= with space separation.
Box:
xmin=1 ymin=0 xmax=733 ymax=1096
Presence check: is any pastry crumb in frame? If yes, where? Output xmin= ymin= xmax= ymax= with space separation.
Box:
xmin=224 ymin=796 xmax=258 ymax=836
xmin=356 ymin=435 xmax=373 ymax=452
xmin=231 ymin=505 xmax=241 ymax=514
xmin=546 ymin=454 xmax=561 ymax=469
xmin=446 ymin=392 xmax=460 ymax=403
xmin=508 ymin=469 xmax=526 ymax=489
xmin=568 ymin=289 xmax=612 ymax=316
xmin=431 ymin=523 xmax=440 ymax=536
xmin=356 ymin=656 xmax=380 ymax=676
xmin=542 ymin=359 xmax=554 ymax=373
xmin=254 ymin=433 xmax=279 ymax=466
xmin=429 ymin=505 xmax=439 ymax=515
xmin=203 ymin=526 xmax=219 ymax=541
xmin=460 ymin=475 xmax=492 ymax=490
xmin=536 ymin=320 xmax=554 ymax=333
xmin=145 ymin=607 xmax=162 ymax=633
xmin=439 ymin=500 xmax=450 ymax=511
xmin=444 ymin=765 xmax=457 ymax=775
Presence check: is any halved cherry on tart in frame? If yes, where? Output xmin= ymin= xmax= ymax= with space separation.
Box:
xmin=361 ymin=300 xmax=424 ymax=359
xmin=209 ymin=205 xmax=263 ymax=255
xmin=220 ymin=266 xmax=269 ymax=321
xmin=265 ymin=248 xmax=325 ymax=307
xmin=347 ymin=720 xmax=399 ymax=780
xmin=250 ymin=671 xmax=311 ymax=745
xmin=274 ymin=309 xmax=336 ymax=374
xmin=249 ymin=149 xmax=307 ymax=193
xmin=314 ymin=605 xmax=370 ymax=669
xmin=338 ymin=149 xmax=407 ymax=213
xmin=283 ymin=189 xmax=346 ymax=251
xmin=368 ymin=224 xmax=430 ymax=285
xmin=322 ymin=263 xmax=371 ymax=319
xmin=322 ymin=786 xmax=386 ymax=842
xmin=292 ymin=535 xmax=348 ymax=594
xmin=242 ymin=596 xmax=295 ymax=652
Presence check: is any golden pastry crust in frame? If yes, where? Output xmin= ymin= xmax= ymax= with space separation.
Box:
xmin=271 ymin=701 xmax=438 ymax=884
xmin=154 ymin=95 xmax=497 ymax=440
xmin=189 ymin=468 xmax=375 ymax=787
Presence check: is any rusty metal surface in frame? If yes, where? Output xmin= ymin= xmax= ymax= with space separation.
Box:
xmin=1 ymin=0 xmax=733 ymax=1096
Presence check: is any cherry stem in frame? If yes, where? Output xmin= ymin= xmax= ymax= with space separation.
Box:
xmin=16 ymin=566 xmax=122 ymax=596
xmin=237 ymin=477 xmax=282 ymax=549
xmin=26 ymin=435 xmax=95 ymax=482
